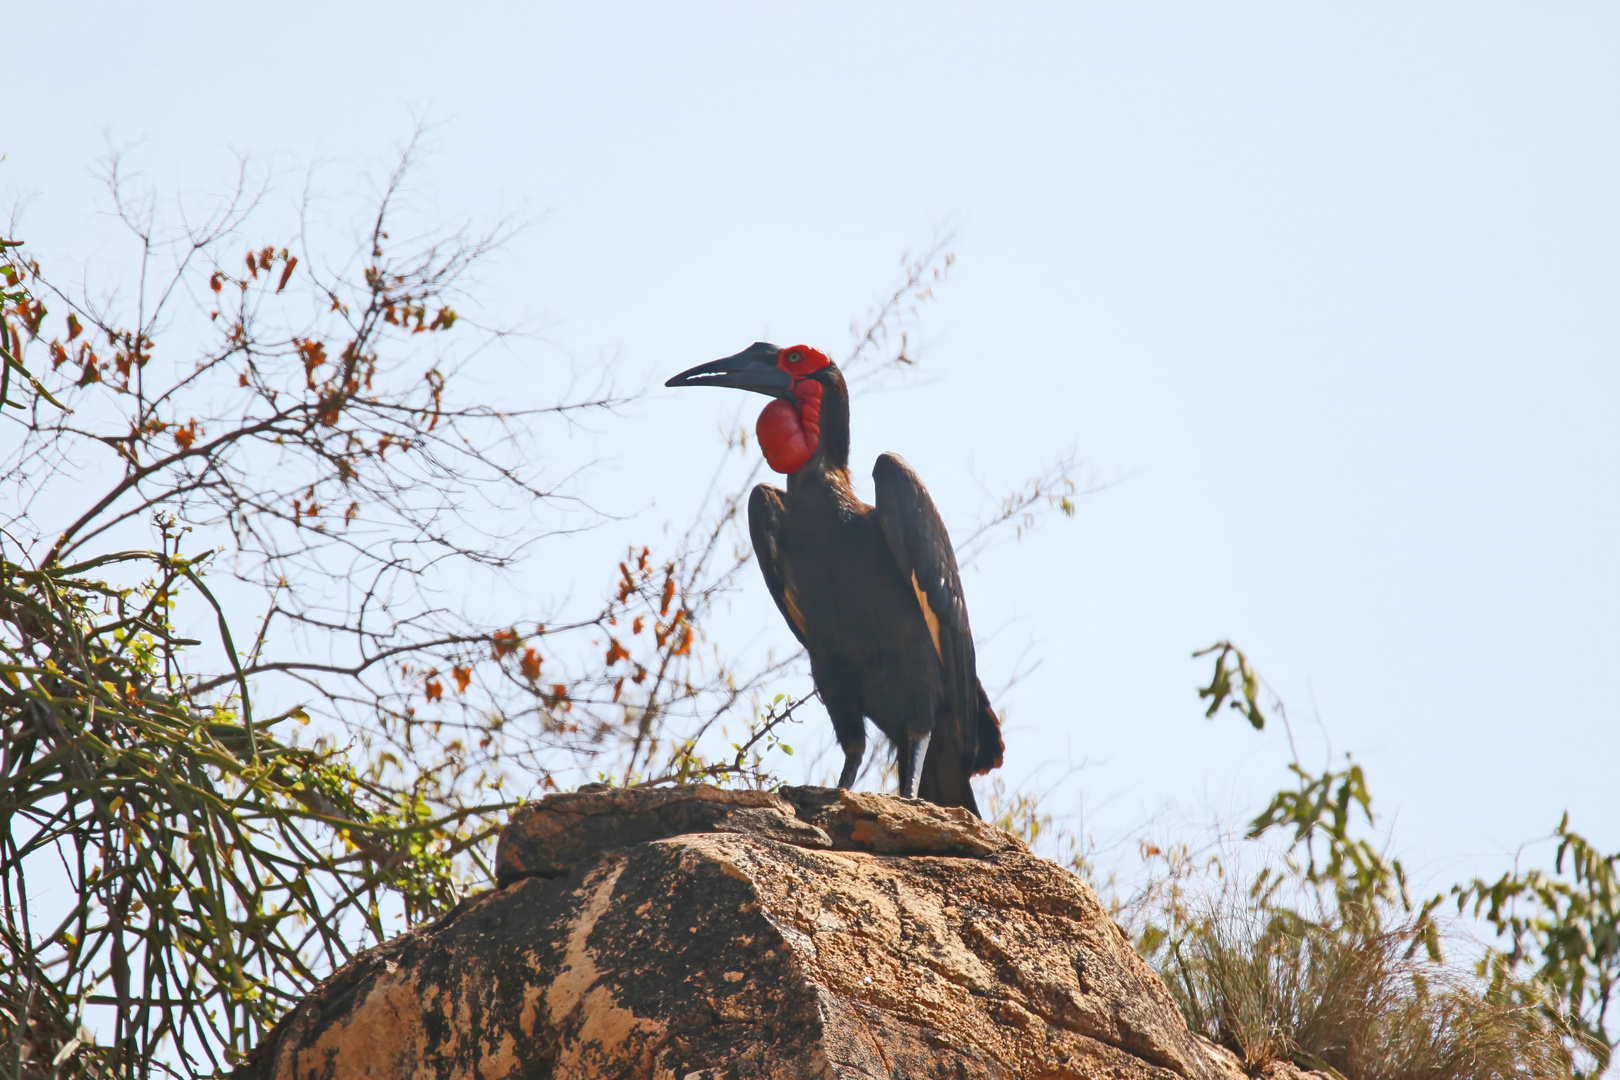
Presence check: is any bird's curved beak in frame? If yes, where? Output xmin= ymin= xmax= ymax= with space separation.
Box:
xmin=665 ymin=341 xmax=795 ymax=399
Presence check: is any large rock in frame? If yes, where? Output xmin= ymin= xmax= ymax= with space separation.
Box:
xmin=240 ymin=786 xmax=1264 ymax=1080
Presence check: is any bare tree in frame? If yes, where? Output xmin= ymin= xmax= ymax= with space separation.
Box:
xmin=0 ymin=141 xmax=1087 ymax=1077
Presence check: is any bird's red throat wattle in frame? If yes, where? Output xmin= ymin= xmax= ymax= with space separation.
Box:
xmin=757 ymin=379 xmax=823 ymax=474
xmin=755 ymin=345 xmax=831 ymax=474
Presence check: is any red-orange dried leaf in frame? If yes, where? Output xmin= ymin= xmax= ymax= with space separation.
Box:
xmin=659 ymin=578 xmax=675 ymax=617
xmin=425 ymin=678 xmax=443 ymax=703
xmin=452 ymin=666 xmax=472 ymax=694
xmin=210 ymin=272 xmax=225 ymax=294
xmin=612 ymin=678 xmax=624 ymax=703
xmin=605 ymin=638 xmax=629 ymax=666
xmin=245 ymin=251 xmax=258 ymax=278
xmin=492 ymin=629 xmax=519 ymax=659
xmin=173 ymin=420 xmax=199 ymax=452
xmin=296 ymin=338 xmax=327 ymax=387
xmin=66 ymin=314 xmax=82 ymax=341
xmin=276 ymin=255 xmax=298 ymax=293
xmin=631 ymin=616 xmax=644 ymax=635
xmin=655 ymin=609 xmax=687 ymax=649
xmin=520 ymin=647 xmax=542 ymax=681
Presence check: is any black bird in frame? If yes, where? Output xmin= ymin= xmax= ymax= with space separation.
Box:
xmin=667 ymin=342 xmax=1003 ymax=814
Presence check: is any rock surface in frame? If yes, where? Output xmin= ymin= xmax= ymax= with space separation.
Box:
xmin=241 ymin=786 xmax=1284 ymax=1080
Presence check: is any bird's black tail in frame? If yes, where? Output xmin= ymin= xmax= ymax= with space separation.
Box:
xmin=918 ymin=736 xmax=980 ymax=816
xmin=971 ymin=680 xmax=1004 ymax=776
xmin=917 ymin=681 xmax=1004 ymax=818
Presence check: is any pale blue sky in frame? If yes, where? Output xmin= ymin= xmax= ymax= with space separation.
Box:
xmin=9 ymin=2 xmax=1618 ymax=889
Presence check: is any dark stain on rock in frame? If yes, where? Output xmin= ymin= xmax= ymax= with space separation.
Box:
xmin=238 ymin=786 xmax=1321 ymax=1080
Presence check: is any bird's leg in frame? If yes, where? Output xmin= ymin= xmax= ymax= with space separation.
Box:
xmin=836 ymin=743 xmax=864 ymax=790
xmin=824 ymin=689 xmax=866 ymax=790
xmin=899 ymin=733 xmax=931 ymax=800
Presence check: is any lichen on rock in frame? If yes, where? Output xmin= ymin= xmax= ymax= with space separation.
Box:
xmin=239 ymin=785 xmax=1308 ymax=1080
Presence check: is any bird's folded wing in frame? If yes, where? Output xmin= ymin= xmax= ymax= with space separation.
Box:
xmin=747 ymin=483 xmax=807 ymax=646
xmin=872 ymin=452 xmax=978 ymax=737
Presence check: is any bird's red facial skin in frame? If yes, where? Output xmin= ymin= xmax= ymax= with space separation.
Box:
xmin=776 ymin=345 xmax=831 ymax=377
xmin=757 ymin=379 xmax=823 ymax=473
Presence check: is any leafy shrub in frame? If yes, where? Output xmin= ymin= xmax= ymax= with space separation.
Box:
xmin=1115 ymin=642 xmax=1615 ymax=1079
xmin=1164 ymin=899 xmax=1572 ymax=1079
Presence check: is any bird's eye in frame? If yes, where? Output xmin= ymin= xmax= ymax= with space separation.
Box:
xmin=777 ymin=344 xmax=830 ymax=376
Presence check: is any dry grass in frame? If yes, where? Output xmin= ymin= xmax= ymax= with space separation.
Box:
xmin=1159 ymin=906 xmax=1576 ymax=1080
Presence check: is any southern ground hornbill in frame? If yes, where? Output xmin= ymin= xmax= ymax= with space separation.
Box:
xmin=667 ymin=342 xmax=1003 ymax=815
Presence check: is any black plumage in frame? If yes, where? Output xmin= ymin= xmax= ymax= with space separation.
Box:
xmin=669 ymin=343 xmax=1003 ymax=814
